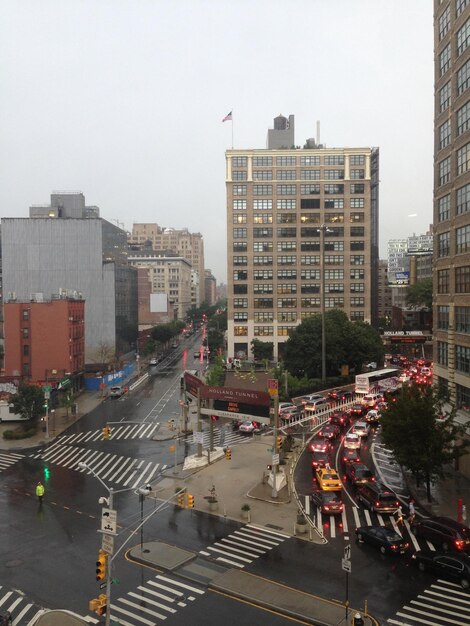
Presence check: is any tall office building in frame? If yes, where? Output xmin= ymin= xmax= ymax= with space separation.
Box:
xmin=129 ymin=224 xmax=205 ymax=305
xmin=434 ymin=0 xmax=470 ymax=439
xmin=225 ymin=116 xmax=379 ymax=360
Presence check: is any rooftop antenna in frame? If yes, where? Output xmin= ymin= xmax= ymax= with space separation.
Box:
xmin=316 ymin=121 xmax=320 ymax=146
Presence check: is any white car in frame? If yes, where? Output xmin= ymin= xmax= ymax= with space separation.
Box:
xmin=344 ymin=433 xmax=361 ymax=450
xmin=352 ymin=421 xmax=370 ymax=438
xmin=300 ymin=393 xmax=324 ymax=406
xmin=279 ymin=402 xmax=296 ymax=414
xmin=149 ymin=357 xmax=158 ymax=366
xmin=238 ymin=420 xmax=257 ymax=434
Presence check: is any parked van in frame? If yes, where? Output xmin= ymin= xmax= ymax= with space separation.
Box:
xmin=361 ymin=393 xmax=382 ymax=408
xmin=356 ymin=481 xmax=399 ymax=513
xmin=0 ymin=400 xmax=24 ymax=423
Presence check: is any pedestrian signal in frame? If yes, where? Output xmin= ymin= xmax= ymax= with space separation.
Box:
xmin=96 ymin=594 xmax=107 ymax=616
xmin=96 ymin=549 xmax=108 ymax=581
xmin=276 ymin=436 xmax=283 ymax=450
xmin=187 ymin=494 xmax=195 ymax=508
xmin=225 ymin=447 xmax=231 ymax=460
xmin=177 ymin=492 xmax=185 ymax=508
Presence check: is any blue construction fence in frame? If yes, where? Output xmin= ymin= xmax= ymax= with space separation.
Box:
xmin=84 ymin=362 xmax=135 ymax=391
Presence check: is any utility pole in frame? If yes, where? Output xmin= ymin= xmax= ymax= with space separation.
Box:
xmin=272 ymin=392 xmax=279 ymax=499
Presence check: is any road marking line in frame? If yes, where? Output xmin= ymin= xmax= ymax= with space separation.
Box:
xmin=364 ymin=509 xmax=372 ymax=525
xmin=110 ymin=603 xmax=160 ymax=624
xmin=400 ymin=605 xmax=464 ymax=624
xmin=246 ymin=523 xmax=290 ymax=539
xmin=352 ymin=506 xmax=361 ymax=528
xmin=206 ymin=546 xmax=252 ymax=562
xmin=155 ymin=575 xmax=204 ymax=594
xmin=417 ymin=593 xmax=470 ymax=612
xmin=127 ymin=591 xmax=176 ymax=613
xmin=425 ymin=588 xmax=470 ymax=605
xmin=220 ymin=537 xmax=266 ymax=554
xmin=330 ymin=516 xmax=336 ymax=538
xmin=136 ymin=585 xmax=176 ymax=603
xmin=341 ymin=509 xmax=348 ymax=533
xmin=411 ymin=599 xmax=470 ymax=618
xmin=212 ymin=541 xmax=260 ymax=558
xmin=215 ymin=556 xmax=244 ymax=567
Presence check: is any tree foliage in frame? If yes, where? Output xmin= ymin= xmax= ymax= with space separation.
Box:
xmin=283 ymin=310 xmax=383 ymax=379
xmin=406 ymin=278 xmax=433 ymax=310
xmin=10 ymin=382 xmax=45 ymax=425
xmin=381 ymin=384 xmax=469 ymax=501
xmin=205 ymin=356 xmax=225 ymax=386
xmin=251 ymin=339 xmax=273 ymax=361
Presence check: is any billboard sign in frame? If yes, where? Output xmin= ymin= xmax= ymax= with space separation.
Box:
xmin=199 ymin=385 xmax=271 ymax=406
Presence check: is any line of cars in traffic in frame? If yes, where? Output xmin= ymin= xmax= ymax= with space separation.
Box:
xmin=306 ymin=389 xmax=470 ymax=588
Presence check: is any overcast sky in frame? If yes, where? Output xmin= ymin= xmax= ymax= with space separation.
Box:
xmin=0 ymin=0 xmax=433 ymax=284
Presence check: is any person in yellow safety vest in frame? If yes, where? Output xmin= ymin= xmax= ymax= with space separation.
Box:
xmin=36 ymin=482 xmax=45 ymax=503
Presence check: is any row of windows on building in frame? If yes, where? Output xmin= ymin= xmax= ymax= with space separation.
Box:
xmin=231 ymin=283 xmax=365 ymax=293
xmin=233 ymin=199 xmax=364 ymax=211
xmin=438 ymin=141 xmax=470 ymax=185
xmin=437 ymin=305 xmax=470 ymax=331
xmin=437 ymin=341 xmax=470 ymax=372
xmin=231 ymin=269 xmax=365 ymax=282
xmin=231 ymin=239 xmax=366 ymax=253
xmin=232 ymin=184 xmax=365 ymax=196
xmin=231 ymin=170 xmax=365 ymax=182
xmin=438 ymin=100 xmax=470 ymax=148
xmin=232 ymin=225 xmax=367 ymax=239
xmin=439 ymin=52 xmax=470 ymax=115
xmin=437 ymin=183 xmax=470 ymax=220
xmin=439 ymin=14 xmax=470 ymax=76
xmin=235 ymin=212 xmax=365 ymax=224
xmin=231 ymin=296 xmax=366 ymax=309
xmin=438 ymin=2 xmax=469 ymax=43
xmin=233 ymin=311 xmax=366 ymax=335
xmin=437 ymin=224 xmax=470 ymax=254
xmin=437 ymin=265 xmax=470 ymax=291
xmin=231 ymin=255 xmax=365 ymax=268
xmin=231 ymin=155 xmax=366 ymax=167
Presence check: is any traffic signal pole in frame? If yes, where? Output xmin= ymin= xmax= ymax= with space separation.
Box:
xmin=272 ymin=394 xmax=279 ymax=499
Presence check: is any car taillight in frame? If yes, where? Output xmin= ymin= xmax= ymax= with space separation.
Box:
xmin=324 ymin=506 xmax=330 ymax=511
xmin=390 ymin=544 xmax=397 ymax=550
xmin=376 ymin=501 xmax=380 ymax=508
xmin=371 ymin=476 xmax=375 ymax=481
xmin=455 ymin=539 xmax=464 ymax=550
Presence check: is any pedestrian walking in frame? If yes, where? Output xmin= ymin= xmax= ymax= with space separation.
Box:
xmin=408 ymin=499 xmax=416 ymax=525
xmin=395 ymin=504 xmax=404 ymax=527
xmin=36 ymin=481 xmax=45 ymax=504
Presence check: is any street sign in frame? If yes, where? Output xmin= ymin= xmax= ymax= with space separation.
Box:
xmin=102 ymin=533 xmax=114 ymax=555
xmin=99 ymin=582 xmax=107 ymax=590
xmin=272 ymin=453 xmax=280 ymax=465
xmin=193 ymin=431 xmax=204 ymax=444
xmin=101 ymin=508 xmax=117 ymax=534
xmin=344 ymin=544 xmax=351 ymax=561
xmin=268 ymin=378 xmax=278 ymax=397
xmin=342 ymin=558 xmax=351 ymax=573
xmin=44 ymin=391 xmax=50 ymax=400
xmin=200 ymin=407 xmax=270 ymax=424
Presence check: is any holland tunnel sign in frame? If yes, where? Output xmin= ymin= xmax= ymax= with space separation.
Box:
xmin=200 ymin=385 xmax=271 ymax=422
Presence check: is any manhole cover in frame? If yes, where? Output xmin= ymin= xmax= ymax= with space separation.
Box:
xmin=6 ymin=559 xmax=22 ymax=568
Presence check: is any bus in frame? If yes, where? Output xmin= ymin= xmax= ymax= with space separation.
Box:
xmin=355 ymin=368 xmax=401 ymax=396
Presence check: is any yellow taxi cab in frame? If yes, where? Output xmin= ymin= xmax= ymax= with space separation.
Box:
xmin=315 ymin=466 xmax=343 ymax=491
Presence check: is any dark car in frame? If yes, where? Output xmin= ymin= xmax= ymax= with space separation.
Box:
xmin=329 ymin=410 xmax=351 ymax=429
xmin=356 ymin=525 xmax=409 ymax=555
xmin=411 ymin=551 xmax=470 ymax=588
xmin=318 ymin=423 xmax=340 ymax=440
xmin=308 ymin=437 xmax=333 ymax=454
xmin=339 ymin=390 xmax=354 ymax=401
xmin=412 ymin=517 xmax=470 ymax=552
xmin=0 ymin=609 xmax=12 ymax=626
xmin=341 ymin=448 xmax=361 ymax=465
xmin=349 ymin=403 xmax=365 ymax=417
xmin=311 ymin=450 xmax=330 ymax=470
xmin=345 ymin=463 xmax=375 ymax=486
xmin=311 ymin=489 xmax=344 ymax=515
xmin=327 ymin=388 xmax=348 ymax=402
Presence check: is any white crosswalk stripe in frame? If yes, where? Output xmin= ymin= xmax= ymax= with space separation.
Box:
xmin=0 ymin=451 xmax=24 ymax=473
xmin=30 ymin=444 xmax=165 ymax=487
xmin=0 ymin=587 xmax=45 ymax=625
xmin=199 ymin=523 xmax=289 ymax=568
xmin=387 ymin=579 xmax=470 ymax=626
xmin=107 ymin=573 xmax=204 ymax=626
xmin=50 ymin=421 xmax=161 ymax=445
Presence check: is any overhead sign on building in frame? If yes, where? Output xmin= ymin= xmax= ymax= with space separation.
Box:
xmin=200 ymin=385 xmax=271 ymax=406
xmin=183 ymin=371 xmax=205 ymax=398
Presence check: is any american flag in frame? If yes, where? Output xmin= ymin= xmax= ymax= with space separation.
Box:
xmin=222 ymin=111 xmax=232 ymax=122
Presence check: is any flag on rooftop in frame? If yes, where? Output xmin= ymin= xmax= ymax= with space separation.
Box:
xmin=222 ymin=111 xmax=232 ymax=122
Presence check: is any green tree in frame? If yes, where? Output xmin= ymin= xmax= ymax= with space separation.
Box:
xmin=251 ymin=339 xmax=273 ymax=361
xmin=151 ymin=325 xmax=173 ymax=345
xmin=142 ymin=338 xmax=156 ymax=356
xmin=406 ymin=278 xmax=433 ymax=309
xmin=205 ymin=356 xmax=225 ymax=386
xmin=381 ymin=385 xmax=469 ymax=501
xmin=60 ymin=392 xmax=75 ymax=417
xmin=11 ymin=382 xmax=45 ymax=426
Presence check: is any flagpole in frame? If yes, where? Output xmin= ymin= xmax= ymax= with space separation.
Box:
xmin=231 ymin=110 xmax=234 ymax=149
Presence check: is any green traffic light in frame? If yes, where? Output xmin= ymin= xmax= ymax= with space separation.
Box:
xmin=43 ymin=467 xmax=50 ymax=481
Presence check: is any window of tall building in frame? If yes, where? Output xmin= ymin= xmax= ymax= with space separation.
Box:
xmin=437 ymin=341 xmax=448 ymax=366
xmin=437 ymin=305 xmax=449 ymax=329
xmin=457 ymin=183 xmax=470 ymax=215
xmin=234 ymin=326 xmax=248 ymax=336
xmin=324 ymin=269 xmax=344 ymax=279
xmin=437 ymin=269 xmax=450 ymax=293
xmin=276 ymin=155 xmax=296 ymax=166
xmin=232 ymin=171 xmax=247 ymax=181
xmin=350 ymin=184 xmax=365 ymax=194
xmin=350 ymin=268 xmax=365 ymax=279
xmin=301 ymin=255 xmax=320 ymax=265
xmin=22 ymin=310 xmax=29 ymax=320
xmin=254 ymin=185 xmax=273 ymax=195
xmin=277 ymin=283 xmax=297 ymax=294
xmin=456 ymin=383 xmax=470 ymax=410
xmin=277 ymin=227 xmax=297 ymax=237
xmin=254 ymin=297 xmax=273 ymax=308
xmin=276 ymin=170 xmax=296 ymax=180
xmin=233 ymin=228 xmax=247 ymax=238
xmin=233 ymin=185 xmax=247 ymax=195
xmin=300 ymin=184 xmax=320 ymax=195
xmin=351 ymin=255 xmax=365 ymax=265
xmin=301 ymin=283 xmax=320 ymax=293
xmin=457 ymin=17 xmax=470 ymax=56
xmin=253 ymin=227 xmax=273 ymax=237
xmin=278 ymin=311 xmax=297 ymax=322
xmin=325 ymin=155 xmax=344 ymax=165
xmin=254 ymin=214 xmax=273 ymax=224
xmin=278 ymin=326 xmax=293 ymax=336
xmin=277 ymin=298 xmax=296 ymax=308
xmin=457 ymin=0 xmax=470 ymax=17
xmin=253 ymin=199 xmax=272 ymax=210
xmin=277 ymin=241 xmax=297 ymax=252
xmin=254 ymin=269 xmax=273 ymax=280
xmin=254 ymin=326 xmax=273 ymax=336
xmin=326 ymin=283 xmax=344 ymax=293
xmin=301 ymin=268 xmax=320 ymax=279
xmin=351 ymin=226 xmax=365 ymax=237
xmin=254 ymin=242 xmax=273 ymax=252
xmin=278 ymin=255 xmax=297 ymax=265
xmin=325 ymin=198 xmax=344 ymax=209
xmin=253 ymin=170 xmax=273 ymax=181
xmin=350 ymin=198 xmax=365 ymax=208
xmin=277 ymin=213 xmax=296 ymax=224
xmin=233 ymin=256 xmax=247 ymax=266
xmin=253 ymin=256 xmax=273 ymax=265
xmin=457 ymin=58 xmax=470 ymax=95
xmin=300 ymin=213 xmax=320 ymax=224
xmin=456 ymin=265 xmax=470 ymax=292
xmin=253 ymin=156 xmax=272 ymax=166
xmin=233 ymin=214 xmax=247 ymax=224
xmin=439 ymin=119 xmax=451 ymax=149
xmin=325 ymin=170 xmax=344 ymax=180
xmin=234 ymin=312 xmax=248 ymax=322
xmin=439 ymin=81 xmax=451 ymax=112
xmin=457 ymin=225 xmax=470 ymax=253
xmin=440 ymin=43 xmax=451 ymax=76
xmin=301 ymin=199 xmax=320 ymax=209
xmin=350 ymin=170 xmax=365 ymax=180
xmin=301 ymin=241 xmax=320 ymax=251
xmin=326 ymin=297 xmax=345 ymax=308
xmin=324 ymin=184 xmax=344 ymax=194
xmin=232 ymin=156 xmax=247 ymax=167
xmin=301 ymin=297 xmax=321 ymax=308
xmin=233 ymin=284 xmax=247 ymax=294
xmin=233 ymin=199 xmax=246 ymax=210
xmin=456 ymin=345 xmax=470 ymax=373
xmin=438 ymin=5 xmax=450 ymax=40
xmin=439 ymin=156 xmax=451 ymax=185
xmin=456 ymin=306 xmax=470 ymax=332
xmin=350 ymin=212 xmax=365 ymax=223
xmin=350 ymin=311 xmax=365 ymax=321
xmin=233 ymin=269 xmax=248 ymax=280
xmin=457 ymin=101 xmax=470 ymax=137
xmin=233 ymin=298 xmax=248 ymax=308
xmin=438 ymin=231 xmax=450 ymax=256
xmin=254 ymin=312 xmax=274 ymax=322
xmin=277 ymin=184 xmax=297 ymax=195
xmin=350 ymin=297 xmax=364 ymax=306
xmin=350 ymin=241 xmax=365 ymax=251
xmin=277 ymin=199 xmax=296 ymax=210
xmin=350 ymin=283 xmax=365 ymax=292
xmin=254 ymin=284 xmax=273 ymax=294
xmin=350 ymin=155 xmax=365 ymax=165
xmin=438 ymin=194 xmax=450 ymax=221
xmin=301 ymin=170 xmax=320 ymax=180
xmin=457 ymin=142 xmax=470 ymax=175
xmin=325 ymin=240 xmax=344 ymax=252
xmin=301 ymin=156 xmax=320 ymax=166
xmin=326 ymin=213 xmax=344 ymax=224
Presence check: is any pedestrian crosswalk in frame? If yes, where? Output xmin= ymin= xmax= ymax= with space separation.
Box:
xmin=30 ymin=444 xmax=166 ymax=488
xmin=199 ymin=427 xmax=259 ymax=448
xmin=0 ymin=451 xmax=24 ymax=473
xmin=387 ymin=578 xmax=470 ymax=626
xmin=55 ymin=420 xmax=162 ymax=444
xmin=0 ymin=586 xmax=47 ymax=626
xmin=106 ymin=572 xmax=205 ymax=625
xmin=199 ymin=523 xmax=290 ymax=568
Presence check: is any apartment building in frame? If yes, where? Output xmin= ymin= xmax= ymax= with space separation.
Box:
xmin=129 ymin=224 xmax=205 ymax=304
xmin=225 ymin=116 xmax=379 ymax=360
xmin=434 ymin=0 xmax=470 ymax=463
xmin=377 ymin=260 xmax=393 ymax=325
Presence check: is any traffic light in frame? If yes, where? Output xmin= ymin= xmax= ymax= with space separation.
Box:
xmin=96 ymin=594 xmax=107 ymax=616
xmin=96 ymin=549 xmax=108 ymax=581
xmin=103 ymin=426 xmax=112 ymax=440
xmin=276 ymin=436 xmax=283 ymax=450
xmin=225 ymin=447 xmax=232 ymax=460
xmin=43 ymin=466 xmax=50 ymax=482
xmin=187 ymin=494 xmax=194 ymax=508
xmin=177 ymin=492 xmax=186 ymax=508
xmin=89 ymin=598 xmax=100 ymax=612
